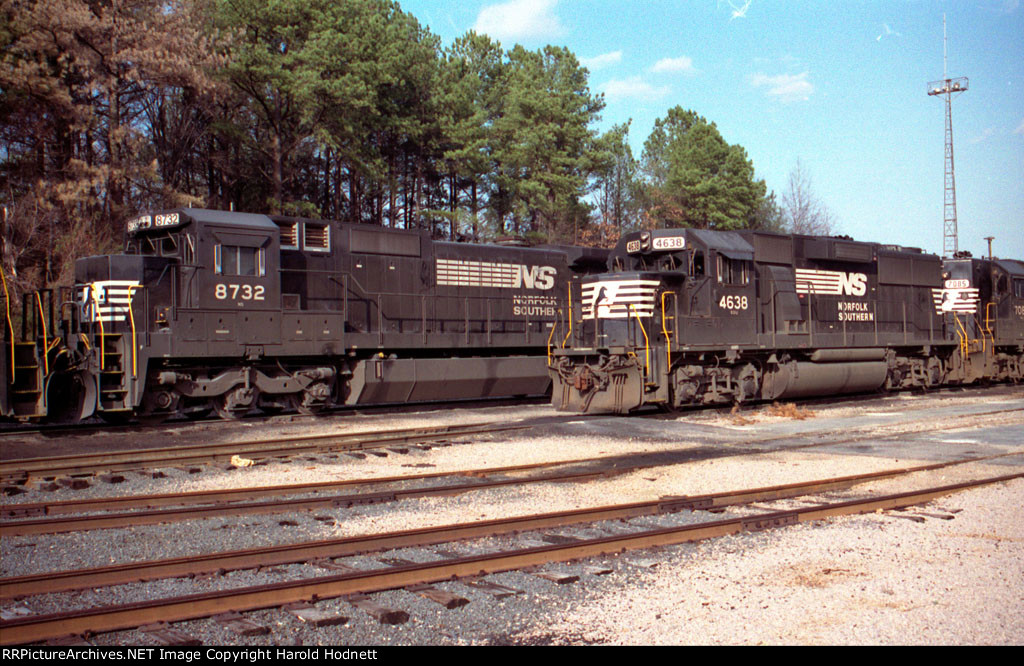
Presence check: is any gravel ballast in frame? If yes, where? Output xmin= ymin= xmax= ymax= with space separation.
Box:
xmin=514 ymin=479 xmax=1023 ymax=645
xmin=1 ymin=389 xmax=1021 ymax=645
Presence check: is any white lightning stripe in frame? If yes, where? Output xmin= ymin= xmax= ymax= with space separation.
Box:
xmin=78 ymin=280 xmax=141 ymax=323
xmin=931 ymin=287 xmax=979 ymax=314
xmin=436 ymin=258 xmax=520 ymax=288
xmin=582 ymin=279 xmax=660 ymax=319
xmin=794 ymin=268 xmax=845 ymax=295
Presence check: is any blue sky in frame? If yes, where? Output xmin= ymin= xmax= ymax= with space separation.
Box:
xmin=399 ymin=0 xmax=1024 ymax=260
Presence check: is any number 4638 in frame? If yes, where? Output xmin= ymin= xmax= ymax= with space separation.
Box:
xmin=719 ymin=294 xmax=748 ymax=310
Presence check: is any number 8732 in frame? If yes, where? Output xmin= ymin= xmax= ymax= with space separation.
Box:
xmin=215 ymin=283 xmax=266 ymax=301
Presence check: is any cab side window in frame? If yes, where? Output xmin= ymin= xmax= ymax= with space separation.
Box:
xmin=691 ymin=251 xmax=705 ymax=276
xmin=716 ymin=255 xmax=749 ymax=285
xmin=215 ymin=245 xmax=266 ymax=276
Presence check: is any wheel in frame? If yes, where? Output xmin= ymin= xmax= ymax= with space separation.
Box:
xmin=286 ymin=390 xmax=326 ymax=416
xmin=136 ymin=388 xmax=180 ymax=424
xmin=214 ymin=387 xmax=258 ymax=420
xmin=287 ymin=381 xmax=332 ymax=415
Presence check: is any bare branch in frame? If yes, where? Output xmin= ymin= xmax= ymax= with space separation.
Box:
xmin=782 ymin=158 xmax=836 ymax=236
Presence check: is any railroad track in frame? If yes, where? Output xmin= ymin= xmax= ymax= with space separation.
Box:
xmin=0 ymin=420 xmax=530 ymax=483
xmin=0 ymin=395 xmax=552 ymax=440
xmin=1 ymin=467 xmax=1020 ymax=645
xmin=2 ymin=382 xmax=1017 ymax=441
xmin=1 ymin=451 xmax=1020 ymax=599
xmin=3 ymin=399 xmax=1020 ymax=487
xmin=3 ymin=381 xmax=1019 ymax=466
xmin=2 ymin=406 xmax=1022 ymax=535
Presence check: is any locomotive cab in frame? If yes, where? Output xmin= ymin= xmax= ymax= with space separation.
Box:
xmin=71 ymin=209 xmax=286 ymax=420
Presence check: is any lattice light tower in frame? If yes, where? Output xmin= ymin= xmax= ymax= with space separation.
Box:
xmin=927 ymin=15 xmax=968 ymax=257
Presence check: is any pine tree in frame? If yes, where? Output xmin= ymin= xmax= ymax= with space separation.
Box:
xmin=491 ymin=45 xmax=604 ymax=241
xmin=1 ymin=0 xmax=220 ymax=290
xmin=640 ymin=107 xmax=766 ymax=230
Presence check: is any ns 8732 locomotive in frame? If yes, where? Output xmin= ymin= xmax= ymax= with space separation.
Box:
xmin=1 ymin=208 xmax=607 ymax=422
xmin=548 ymin=228 xmax=1024 ymax=413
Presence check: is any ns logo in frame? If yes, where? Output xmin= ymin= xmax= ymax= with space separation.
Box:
xmin=838 ymin=272 xmax=868 ymax=297
xmin=795 ymin=269 xmax=869 ymax=297
xmin=516 ymin=265 xmax=557 ymax=290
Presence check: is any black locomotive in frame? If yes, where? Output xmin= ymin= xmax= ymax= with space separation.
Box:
xmin=548 ymin=228 xmax=1024 ymax=413
xmin=1 ymin=208 xmax=607 ymax=422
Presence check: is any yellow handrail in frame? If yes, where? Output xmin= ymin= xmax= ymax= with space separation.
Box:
xmin=561 ymin=283 xmax=573 ymax=348
xmin=953 ymin=314 xmax=969 ymax=358
xmin=661 ymin=291 xmax=674 ymax=371
xmin=1 ymin=266 xmax=14 ymax=383
xmin=983 ymin=302 xmax=996 ymax=352
xmin=629 ymin=304 xmax=650 ymax=380
xmin=127 ymin=285 xmax=143 ymax=378
xmin=546 ymin=309 xmax=560 ymax=368
xmin=90 ymin=287 xmax=106 ymax=372
xmin=34 ymin=292 xmax=50 ymax=376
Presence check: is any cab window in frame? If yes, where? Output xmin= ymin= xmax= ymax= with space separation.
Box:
xmin=716 ymin=255 xmax=749 ymax=285
xmin=215 ymin=244 xmax=266 ymax=276
xmin=691 ymin=251 xmax=705 ymax=276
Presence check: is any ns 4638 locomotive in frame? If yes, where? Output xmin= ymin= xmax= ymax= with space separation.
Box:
xmin=548 ymin=228 xmax=1024 ymax=413
xmin=1 ymin=208 xmax=607 ymax=422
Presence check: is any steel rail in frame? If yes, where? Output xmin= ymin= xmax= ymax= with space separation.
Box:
xmin=0 ymin=421 xmax=528 ymax=482
xmin=0 ymin=395 xmax=555 ymax=440
xmin=2 ymin=454 xmax=1020 ymax=599
xmin=2 ymin=458 xmax=587 ymax=518
xmin=4 ymin=406 xmax=1023 ymax=533
xmin=1 ymin=471 xmax=1020 ymax=645
xmin=4 ymin=402 xmax=1021 ymax=522
xmin=5 ymin=443 xmax=1019 ymax=537
xmin=4 ymin=401 xmax=1020 ymax=491
xmin=1 ymin=382 xmax=1019 ymax=442
xmin=0 ymin=466 xmax=620 ymax=536
xmin=3 ymin=400 xmax=1021 ymax=488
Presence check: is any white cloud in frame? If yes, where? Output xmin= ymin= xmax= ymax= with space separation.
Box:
xmin=750 ymin=71 xmax=814 ymax=102
xmin=580 ymin=51 xmax=622 ymax=71
xmin=473 ymin=0 xmax=565 ymax=43
xmin=1015 ymin=118 xmax=1024 ymax=134
xmin=876 ymin=23 xmax=902 ymax=41
xmin=970 ymin=127 xmax=996 ymax=144
xmin=727 ymin=0 xmax=753 ymax=20
xmin=601 ymin=77 xmax=670 ymax=102
xmin=651 ymin=56 xmax=696 ymax=74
